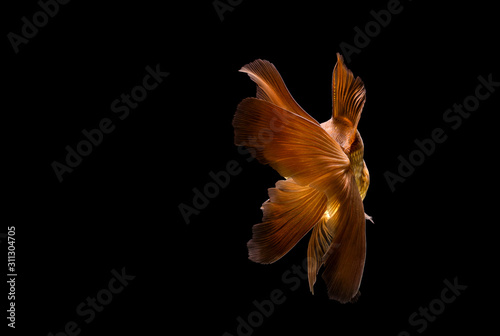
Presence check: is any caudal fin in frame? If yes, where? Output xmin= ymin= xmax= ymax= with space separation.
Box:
xmin=320 ymin=173 xmax=366 ymax=303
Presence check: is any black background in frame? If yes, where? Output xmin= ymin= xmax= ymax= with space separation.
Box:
xmin=3 ymin=0 xmax=498 ymax=335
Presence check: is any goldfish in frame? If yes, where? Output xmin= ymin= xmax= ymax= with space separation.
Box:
xmin=232 ymin=53 xmax=371 ymax=303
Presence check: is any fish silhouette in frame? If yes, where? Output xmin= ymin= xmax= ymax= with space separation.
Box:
xmin=233 ymin=53 xmax=371 ymax=303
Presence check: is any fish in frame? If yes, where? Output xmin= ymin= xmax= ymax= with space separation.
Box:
xmin=232 ymin=53 xmax=371 ymax=303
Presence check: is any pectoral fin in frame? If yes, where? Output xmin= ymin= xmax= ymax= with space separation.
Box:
xmin=248 ymin=178 xmax=327 ymax=264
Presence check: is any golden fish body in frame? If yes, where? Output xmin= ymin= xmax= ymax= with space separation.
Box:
xmin=321 ymin=121 xmax=369 ymax=201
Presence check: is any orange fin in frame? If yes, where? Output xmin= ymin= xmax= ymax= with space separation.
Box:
xmin=239 ymin=59 xmax=318 ymax=124
xmin=307 ymin=215 xmax=332 ymax=294
xmin=331 ymin=53 xmax=366 ymax=146
xmin=248 ymin=178 xmax=327 ymax=264
xmin=233 ymin=98 xmax=349 ymax=196
xmin=320 ymin=173 xmax=366 ymax=303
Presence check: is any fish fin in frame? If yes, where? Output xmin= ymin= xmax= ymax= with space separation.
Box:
xmin=321 ymin=172 xmax=366 ymax=303
xmin=233 ymin=98 xmax=350 ymax=195
xmin=307 ymin=215 xmax=333 ymax=294
xmin=239 ymin=59 xmax=318 ymax=124
xmin=331 ymin=53 xmax=366 ymax=145
xmin=248 ymin=178 xmax=327 ymax=264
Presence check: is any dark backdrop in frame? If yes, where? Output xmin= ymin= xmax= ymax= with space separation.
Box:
xmin=3 ymin=0 xmax=498 ymax=335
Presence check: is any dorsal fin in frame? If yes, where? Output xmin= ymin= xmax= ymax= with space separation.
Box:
xmin=332 ymin=54 xmax=366 ymax=145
